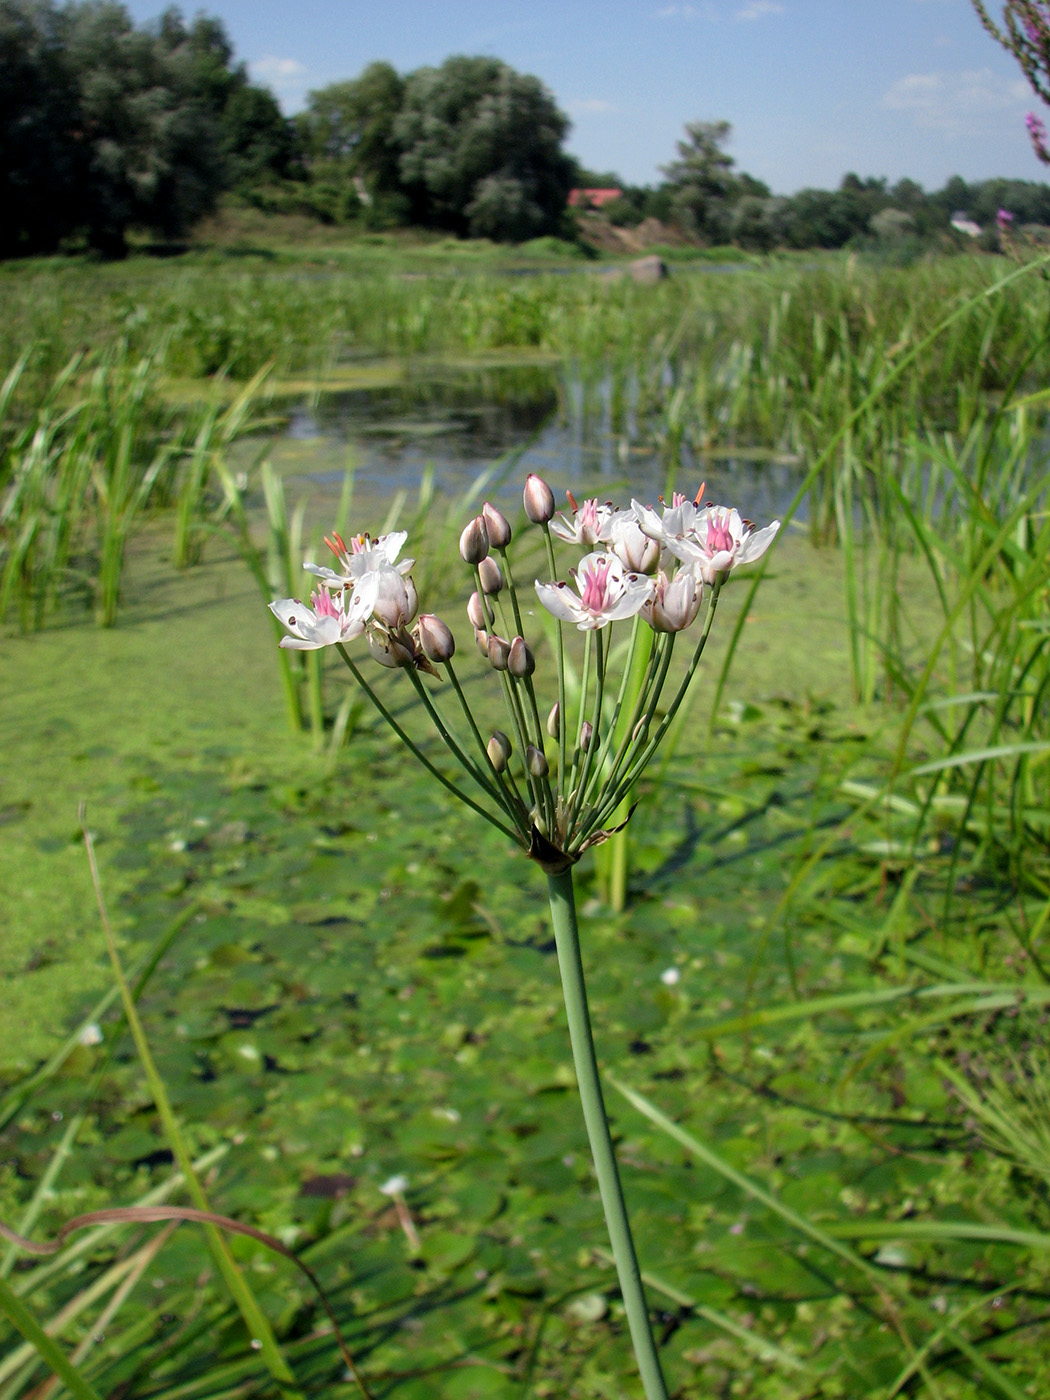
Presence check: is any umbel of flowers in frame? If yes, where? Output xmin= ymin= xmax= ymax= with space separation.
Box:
xmin=271 ymin=478 xmax=778 ymax=872
xmin=270 ymin=476 xmax=778 ymax=1400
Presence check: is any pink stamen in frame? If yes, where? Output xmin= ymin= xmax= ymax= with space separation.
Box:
xmin=312 ymin=587 xmax=340 ymax=618
xmin=706 ymin=517 xmax=735 ymax=555
xmin=578 ymin=499 xmax=600 ymax=534
xmin=580 ymin=558 xmax=613 ymax=612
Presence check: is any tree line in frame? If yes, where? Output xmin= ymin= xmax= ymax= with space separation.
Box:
xmin=4 ymin=0 xmax=1050 ymax=258
xmin=582 ymin=120 xmax=1050 ymax=252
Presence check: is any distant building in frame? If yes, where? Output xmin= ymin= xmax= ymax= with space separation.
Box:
xmin=569 ymin=188 xmax=623 ymax=210
xmin=950 ymin=212 xmax=982 ymax=238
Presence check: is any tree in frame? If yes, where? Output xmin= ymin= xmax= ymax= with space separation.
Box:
xmin=660 ymin=119 xmax=738 ymax=241
xmin=62 ymin=1 xmax=226 ymax=256
xmin=300 ymin=63 xmax=403 ymax=195
xmin=155 ymin=7 xmax=298 ymax=187
xmin=971 ymin=1 xmax=1050 ymax=161
xmin=394 ymin=55 xmax=574 ymax=240
xmin=1 ymin=1 xmax=296 ymax=257
xmin=0 ymin=0 xmax=80 ymax=255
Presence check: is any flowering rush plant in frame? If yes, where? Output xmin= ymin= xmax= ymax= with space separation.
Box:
xmin=270 ymin=475 xmax=778 ymax=1399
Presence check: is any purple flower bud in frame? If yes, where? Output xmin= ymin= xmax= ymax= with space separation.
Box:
xmin=580 ymin=721 xmax=596 ymax=752
xmin=475 ymin=627 xmax=489 ymax=658
xmin=467 ymin=590 xmax=491 ymax=630
xmin=488 ymin=730 xmax=512 ymax=771
xmin=523 ymin=473 xmax=555 ymax=525
xmin=526 ymin=743 xmax=548 ymax=778
xmin=507 ymin=635 xmax=535 ymax=678
xmin=478 ymin=556 xmax=503 ymax=595
xmin=546 ymin=702 xmax=561 ymax=739
xmin=459 ymin=515 xmax=490 ymax=564
xmin=482 ymin=501 xmax=512 ymax=549
xmin=417 ymin=613 xmax=456 ymax=663
xmin=487 ymin=633 xmax=511 ymax=671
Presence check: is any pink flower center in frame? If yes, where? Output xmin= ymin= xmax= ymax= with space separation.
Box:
xmin=312 ymin=587 xmax=340 ymax=618
xmin=705 ymin=516 xmax=736 ymax=556
xmin=578 ymin=499 xmax=601 ymax=539
xmin=580 ymin=558 xmax=613 ymax=612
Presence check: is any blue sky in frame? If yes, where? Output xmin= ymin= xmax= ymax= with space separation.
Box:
xmin=124 ymin=0 xmax=1049 ymax=194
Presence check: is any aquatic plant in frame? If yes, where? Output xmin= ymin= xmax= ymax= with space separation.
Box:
xmin=268 ymin=476 xmax=779 ymax=1396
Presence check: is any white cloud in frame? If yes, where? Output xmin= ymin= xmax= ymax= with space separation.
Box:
xmin=249 ymin=56 xmax=310 ymax=110
xmin=882 ymin=67 xmax=1030 ymax=133
xmin=736 ymin=0 xmax=784 ymax=18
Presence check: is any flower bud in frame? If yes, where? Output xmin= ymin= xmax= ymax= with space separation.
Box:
xmin=475 ymin=627 xmax=489 ymax=658
xmin=487 ymin=730 xmax=512 ymax=772
xmin=580 ymin=721 xmax=596 ymax=752
xmin=368 ymin=630 xmax=413 ymax=668
xmin=508 ymin=635 xmax=535 ymax=678
xmin=526 ymin=743 xmax=548 ymax=778
xmin=417 ymin=613 xmax=456 ymax=663
xmin=467 ymin=590 xmax=491 ymax=630
xmin=372 ymin=573 xmax=417 ymax=629
xmin=546 ymin=702 xmax=561 ymax=739
xmin=646 ymin=567 xmax=704 ymax=633
xmin=459 ymin=515 xmax=490 ymax=564
xmin=478 ymin=556 xmax=503 ymax=595
xmin=523 ymin=473 xmax=555 ymax=525
xmin=482 ymin=501 xmax=512 ymax=549
xmin=487 ymin=633 xmax=511 ymax=671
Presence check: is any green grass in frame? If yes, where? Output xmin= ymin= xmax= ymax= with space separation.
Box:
xmin=2 ymin=242 xmax=1050 ymax=1398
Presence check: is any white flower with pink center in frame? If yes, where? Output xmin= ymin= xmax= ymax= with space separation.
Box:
xmin=550 ymin=495 xmax=614 ymax=547
xmin=269 ymin=582 xmax=377 ymax=650
xmin=535 ymin=552 xmax=655 ymax=631
xmin=685 ymin=506 xmax=780 ymax=583
xmin=631 ymin=491 xmax=706 ymax=556
xmin=304 ymin=529 xmax=413 ymax=587
xmin=634 ymin=496 xmax=779 ymax=584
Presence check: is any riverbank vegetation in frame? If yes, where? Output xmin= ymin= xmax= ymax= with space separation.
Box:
xmin=5 ymin=0 xmax=1048 ymax=261
xmin=1 ymin=238 xmax=1049 ymax=1397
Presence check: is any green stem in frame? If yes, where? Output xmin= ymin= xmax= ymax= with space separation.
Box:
xmin=542 ymin=524 xmax=568 ymax=795
xmin=0 ymin=1274 xmax=103 ymax=1400
xmin=544 ymin=867 xmax=669 ymax=1400
xmin=337 ymin=647 xmax=522 ymax=844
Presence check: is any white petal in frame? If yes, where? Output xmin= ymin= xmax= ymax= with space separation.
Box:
xmin=631 ymin=500 xmax=666 ymax=542
xmin=535 ymin=580 xmax=585 ymax=624
xmin=603 ymin=574 xmax=656 ymax=622
xmin=736 ymin=520 xmax=780 ymax=565
xmin=377 ymin=530 xmax=408 ymax=565
xmin=303 ymin=562 xmax=343 ymax=583
xmin=269 ymin=597 xmax=310 ymax=632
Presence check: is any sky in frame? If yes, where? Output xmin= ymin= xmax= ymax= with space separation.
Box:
xmin=123 ymin=0 xmax=1050 ymax=195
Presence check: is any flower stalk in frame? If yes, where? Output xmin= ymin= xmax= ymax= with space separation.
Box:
xmin=546 ymin=866 xmax=669 ymax=1400
xmin=269 ymin=480 xmax=779 ymax=1393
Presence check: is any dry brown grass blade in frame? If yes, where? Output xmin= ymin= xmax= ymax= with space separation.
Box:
xmin=0 ymin=1205 xmax=372 ymax=1396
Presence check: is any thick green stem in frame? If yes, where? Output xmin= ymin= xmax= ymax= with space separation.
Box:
xmin=545 ymin=867 xmax=669 ymax=1400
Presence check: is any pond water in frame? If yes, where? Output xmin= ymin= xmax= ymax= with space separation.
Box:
xmin=270 ymin=361 xmax=802 ymax=523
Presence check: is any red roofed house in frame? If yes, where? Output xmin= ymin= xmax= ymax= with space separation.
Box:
xmin=568 ymin=188 xmax=623 ymax=211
